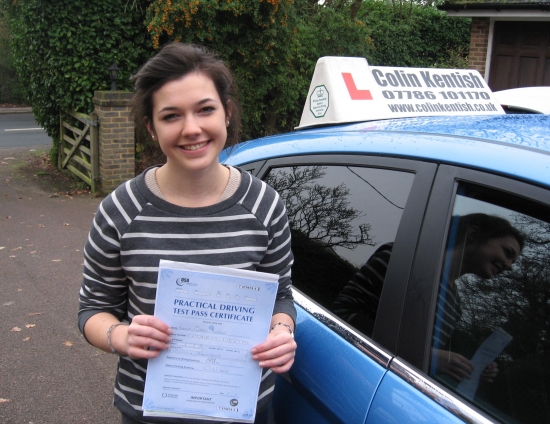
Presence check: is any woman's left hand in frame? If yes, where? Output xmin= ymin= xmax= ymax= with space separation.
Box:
xmin=251 ymin=321 xmax=297 ymax=373
xmin=481 ymin=361 xmax=499 ymax=383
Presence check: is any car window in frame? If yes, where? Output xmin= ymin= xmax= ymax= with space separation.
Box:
xmin=430 ymin=183 xmax=550 ymax=424
xmin=264 ymin=164 xmax=414 ymax=336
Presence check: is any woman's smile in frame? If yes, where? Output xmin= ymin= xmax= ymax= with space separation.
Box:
xmin=489 ymin=262 xmax=501 ymax=277
xmin=464 ymin=234 xmax=520 ymax=279
xmin=180 ymin=141 xmax=209 ymax=151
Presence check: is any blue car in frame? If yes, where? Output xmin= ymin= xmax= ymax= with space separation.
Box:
xmin=221 ymin=58 xmax=550 ymax=424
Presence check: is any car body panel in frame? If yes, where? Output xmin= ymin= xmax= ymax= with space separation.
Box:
xmin=493 ymin=87 xmax=550 ymax=114
xmin=366 ymin=371 xmax=465 ymax=424
xmin=271 ymin=291 xmax=494 ymax=424
xmin=272 ymin=303 xmax=386 ymax=424
xmin=222 ymin=115 xmax=550 ymax=188
xmin=272 ymin=375 xmax=345 ymax=424
xmin=272 ymin=304 xmax=473 ymax=424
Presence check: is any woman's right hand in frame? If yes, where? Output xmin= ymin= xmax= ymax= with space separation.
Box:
xmin=116 ymin=315 xmax=172 ymax=359
xmin=435 ymin=350 xmax=474 ymax=382
xmin=434 ymin=350 xmax=499 ymax=383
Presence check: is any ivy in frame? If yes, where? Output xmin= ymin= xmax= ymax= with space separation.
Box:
xmin=0 ymin=15 xmax=25 ymax=104
xmin=1 ymin=0 xmax=153 ymax=157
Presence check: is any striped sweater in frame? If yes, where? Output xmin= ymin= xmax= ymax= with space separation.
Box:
xmin=331 ymin=242 xmax=393 ymax=337
xmin=78 ymin=167 xmax=295 ymax=423
xmin=332 ymin=241 xmax=461 ymax=350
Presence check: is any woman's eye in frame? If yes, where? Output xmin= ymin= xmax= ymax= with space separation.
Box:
xmin=200 ymin=106 xmax=215 ymax=113
xmin=162 ymin=114 xmax=178 ymax=121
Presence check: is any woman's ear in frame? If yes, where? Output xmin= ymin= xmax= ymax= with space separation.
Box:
xmin=466 ymin=225 xmax=480 ymax=243
xmin=144 ymin=118 xmax=156 ymax=140
xmin=225 ymin=101 xmax=232 ymax=127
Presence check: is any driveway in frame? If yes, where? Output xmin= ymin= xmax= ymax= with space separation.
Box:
xmin=0 ymin=146 xmax=120 ymax=423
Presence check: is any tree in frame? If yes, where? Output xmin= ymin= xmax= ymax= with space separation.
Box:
xmin=265 ymin=165 xmax=374 ymax=250
xmin=2 ymin=0 xmax=471 ymax=162
xmin=265 ymin=165 xmax=375 ymax=308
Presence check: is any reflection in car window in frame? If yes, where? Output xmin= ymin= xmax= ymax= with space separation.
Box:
xmin=264 ymin=165 xmax=414 ymax=320
xmin=332 ymin=242 xmax=394 ymax=336
xmin=430 ymin=185 xmax=550 ymax=424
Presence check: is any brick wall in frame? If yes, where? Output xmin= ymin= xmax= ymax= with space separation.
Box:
xmin=93 ymin=91 xmax=134 ymax=193
xmin=468 ymin=17 xmax=490 ymax=76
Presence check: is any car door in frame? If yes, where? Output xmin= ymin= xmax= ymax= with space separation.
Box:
xmin=243 ymin=153 xmax=440 ymax=423
xmin=396 ymin=165 xmax=550 ymax=424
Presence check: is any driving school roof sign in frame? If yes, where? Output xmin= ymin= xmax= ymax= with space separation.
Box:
xmin=297 ymin=56 xmax=504 ymax=129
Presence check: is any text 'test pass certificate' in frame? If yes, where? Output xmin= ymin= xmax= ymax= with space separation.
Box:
xmin=142 ymin=260 xmax=279 ymax=422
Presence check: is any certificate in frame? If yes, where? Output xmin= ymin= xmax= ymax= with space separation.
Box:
xmin=142 ymin=260 xmax=279 ymax=422
xmin=456 ymin=327 xmax=512 ymax=400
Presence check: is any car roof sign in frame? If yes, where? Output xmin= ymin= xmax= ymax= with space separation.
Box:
xmin=297 ymin=57 xmax=505 ymax=129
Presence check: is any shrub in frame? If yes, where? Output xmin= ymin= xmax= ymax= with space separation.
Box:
xmin=359 ymin=0 xmax=471 ymax=68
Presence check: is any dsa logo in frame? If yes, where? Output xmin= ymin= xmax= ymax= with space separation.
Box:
xmin=176 ymin=277 xmax=189 ymax=286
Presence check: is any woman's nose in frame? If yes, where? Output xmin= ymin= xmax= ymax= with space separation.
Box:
xmin=502 ymin=258 xmax=514 ymax=270
xmin=182 ymin=116 xmax=201 ymax=136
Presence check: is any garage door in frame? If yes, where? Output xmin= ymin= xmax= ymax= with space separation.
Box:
xmin=489 ymin=21 xmax=550 ymax=91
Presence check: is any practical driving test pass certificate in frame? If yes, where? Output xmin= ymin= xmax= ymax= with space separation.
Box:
xmin=142 ymin=260 xmax=278 ymax=422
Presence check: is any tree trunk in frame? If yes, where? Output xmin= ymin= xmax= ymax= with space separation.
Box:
xmin=350 ymin=0 xmax=362 ymax=20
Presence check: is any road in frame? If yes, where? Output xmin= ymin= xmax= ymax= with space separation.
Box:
xmin=0 ymin=113 xmax=52 ymax=149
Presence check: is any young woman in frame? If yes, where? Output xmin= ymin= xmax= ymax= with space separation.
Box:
xmin=332 ymin=213 xmax=524 ymax=382
xmin=78 ymin=43 xmax=297 ymax=424
xmin=431 ymin=213 xmax=524 ymax=383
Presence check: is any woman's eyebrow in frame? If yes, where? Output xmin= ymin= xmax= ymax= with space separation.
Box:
xmin=156 ymin=106 xmax=178 ymax=114
xmin=156 ymin=98 xmax=218 ymax=114
xmin=197 ymin=98 xmax=217 ymax=105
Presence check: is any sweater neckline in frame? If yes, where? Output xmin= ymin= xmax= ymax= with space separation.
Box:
xmin=134 ymin=165 xmax=250 ymax=216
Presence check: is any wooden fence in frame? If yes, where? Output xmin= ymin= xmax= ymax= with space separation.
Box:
xmin=58 ymin=109 xmax=99 ymax=192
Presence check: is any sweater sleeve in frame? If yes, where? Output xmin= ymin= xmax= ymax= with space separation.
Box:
xmin=77 ymin=181 xmax=141 ymax=335
xmin=255 ymin=181 xmax=296 ymax=325
xmin=331 ymin=242 xmax=393 ymax=336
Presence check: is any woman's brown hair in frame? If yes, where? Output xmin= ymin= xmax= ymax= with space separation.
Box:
xmin=457 ymin=213 xmax=526 ymax=252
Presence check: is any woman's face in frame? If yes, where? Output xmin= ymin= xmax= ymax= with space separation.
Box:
xmin=463 ymin=234 xmax=521 ymax=279
xmin=147 ymin=72 xmax=228 ymax=176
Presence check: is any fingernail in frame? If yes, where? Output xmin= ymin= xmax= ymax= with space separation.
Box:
xmin=252 ymin=355 xmax=259 ymax=360
xmin=251 ymin=348 xmax=257 ymax=354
